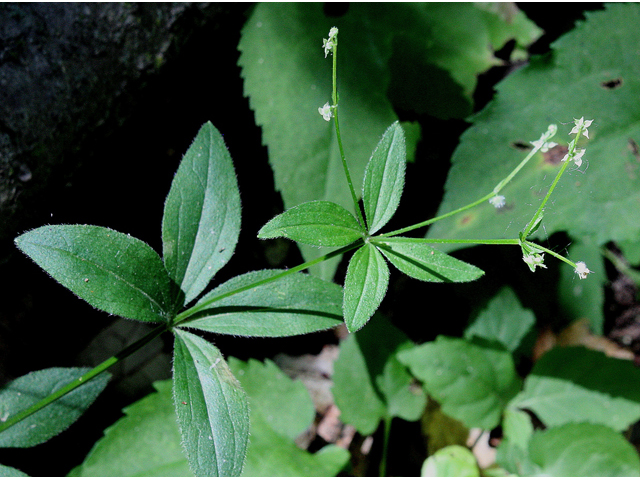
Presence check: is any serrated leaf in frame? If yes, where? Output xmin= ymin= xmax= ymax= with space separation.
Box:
xmin=173 ymin=330 xmax=249 ymax=477
xmin=373 ymin=237 xmax=484 ymax=282
xmin=69 ymin=380 xmax=191 ymax=477
xmin=398 ymin=336 xmax=521 ymax=430
xmin=464 ymin=286 xmax=535 ymax=352
xmin=332 ymin=314 xmax=426 ymax=435
xmin=428 ymin=4 xmax=640 ymax=250
xmin=258 ymin=200 xmax=363 ymax=247
xmin=162 ymin=121 xmax=241 ymax=305
xmin=15 ymin=225 xmax=173 ymax=322
xmin=183 ymin=269 xmax=343 ymax=337
xmin=421 ymin=445 xmax=480 ymax=477
xmin=525 ymin=423 xmax=640 ymax=476
xmin=509 ymin=346 xmax=640 ymax=431
xmin=0 ymin=368 xmax=110 ymax=448
xmin=343 ymin=243 xmax=389 ymax=332
xmin=363 ymin=122 xmax=406 ymax=235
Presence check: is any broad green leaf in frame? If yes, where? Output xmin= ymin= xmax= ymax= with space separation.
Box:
xmin=258 ymin=200 xmax=363 ymax=247
xmin=362 ymin=122 xmax=406 ymax=235
xmin=0 ymin=368 xmax=110 ymax=448
xmin=373 ymin=237 xmax=484 ymax=282
xmin=162 ymin=121 xmax=241 ymax=305
xmin=183 ymin=269 xmax=343 ymax=337
xmin=495 ymin=408 xmax=535 ymax=475
xmin=524 ymin=423 xmax=640 ymax=476
xmin=510 ymin=346 xmax=640 ymax=431
xmin=421 ymin=445 xmax=479 ymax=477
xmin=398 ymin=336 xmax=521 ymax=430
xmin=558 ymin=238 xmax=605 ymax=333
xmin=15 ymin=225 xmax=173 ymax=322
xmin=228 ymin=358 xmax=314 ymax=440
xmin=464 ymin=286 xmax=535 ymax=352
xmin=332 ymin=314 xmax=426 ymax=435
xmin=227 ymin=357 xmax=349 ymax=476
xmin=172 ymin=330 xmax=249 ymax=477
xmin=427 ymin=4 xmax=640 ymax=250
xmin=343 ymin=243 xmax=389 ymax=332
xmin=69 ymin=380 xmax=191 ymax=477
xmin=0 ymin=465 xmax=27 ymax=477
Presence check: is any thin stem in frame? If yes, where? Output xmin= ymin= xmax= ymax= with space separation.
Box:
xmin=379 ymin=415 xmax=392 ymax=477
xmin=372 ymin=237 xmax=520 ymax=246
xmin=0 ymin=323 xmax=167 ymax=435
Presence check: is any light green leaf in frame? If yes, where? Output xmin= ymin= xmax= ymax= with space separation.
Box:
xmin=258 ymin=200 xmax=363 ymax=247
xmin=362 ymin=122 xmax=406 ymax=235
xmin=162 ymin=121 xmax=241 ymax=305
xmin=464 ymin=286 xmax=535 ymax=352
xmin=421 ymin=445 xmax=479 ymax=477
xmin=15 ymin=225 xmax=173 ymax=323
xmin=373 ymin=237 xmax=484 ymax=282
xmin=69 ymin=380 xmax=192 ymax=477
xmin=428 ymin=4 xmax=640 ymax=250
xmin=343 ymin=243 xmax=389 ymax=332
xmin=0 ymin=368 xmax=109 ymax=448
xmin=172 ymin=330 xmax=249 ymax=477
xmin=398 ymin=336 xmax=521 ymax=430
xmin=525 ymin=423 xmax=640 ymax=476
xmin=332 ymin=314 xmax=426 ymax=435
xmin=495 ymin=408 xmax=534 ymax=475
xmin=184 ymin=269 xmax=343 ymax=337
xmin=510 ymin=346 xmax=640 ymax=431
xmin=0 ymin=465 xmax=27 ymax=477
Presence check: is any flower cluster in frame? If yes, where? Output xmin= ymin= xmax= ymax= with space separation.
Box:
xmin=322 ymin=27 xmax=338 ymax=58
xmin=562 ymin=117 xmax=593 ymax=167
xmin=489 ymin=195 xmax=506 ymax=209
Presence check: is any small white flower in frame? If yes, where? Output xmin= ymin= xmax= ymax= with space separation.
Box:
xmin=322 ymin=26 xmax=338 ymax=58
xmin=318 ymin=102 xmax=334 ymax=121
xmin=570 ymin=117 xmax=593 ymax=139
xmin=489 ymin=195 xmax=506 ymax=209
xmin=574 ymin=261 xmax=592 ymax=279
xmin=531 ymin=139 xmax=558 ymax=152
xmin=561 ymin=148 xmax=586 ymax=167
xmin=523 ymin=253 xmax=547 ymax=272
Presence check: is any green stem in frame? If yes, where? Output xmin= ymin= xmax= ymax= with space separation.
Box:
xmin=0 ymin=323 xmax=167 ymax=435
xmin=380 ymin=415 xmax=392 ymax=477
xmin=372 ymin=236 xmax=520 ymax=246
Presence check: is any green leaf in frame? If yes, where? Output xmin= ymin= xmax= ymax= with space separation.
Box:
xmin=343 ymin=243 xmax=389 ymax=332
xmin=227 ymin=358 xmax=349 ymax=476
xmin=172 ymin=330 xmax=249 ymax=477
xmin=464 ymin=287 xmax=535 ymax=352
xmin=398 ymin=336 xmax=521 ymax=430
xmin=258 ymin=200 xmax=363 ymax=247
xmin=510 ymin=346 xmax=640 ymax=431
xmin=427 ymin=4 xmax=640 ymax=250
xmin=0 ymin=368 xmax=110 ymax=448
xmin=421 ymin=445 xmax=480 ymax=477
xmin=332 ymin=314 xmax=426 ymax=435
xmin=373 ymin=237 xmax=484 ymax=282
xmin=183 ymin=270 xmax=343 ymax=337
xmin=69 ymin=380 xmax=191 ymax=477
xmin=0 ymin=465 xmax=27 ymax=477
xmin=15 ymin=225 xmax=173 ymax=322
xmin=162 ymin=121 xmax=241 ymax=305
xmin=362 ymin=122 xmax=406 ymax=235
xmin=524 ymin=423 xmax=640 ymax=476
xmin=495 ymin=408 xmax=535 ymax=476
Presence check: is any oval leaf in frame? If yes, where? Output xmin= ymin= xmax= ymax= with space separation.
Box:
xmin=373 ymin=237 xmax=484 ymax=282
xmin=258 ymin=200 xmax=363 ymax=247
xmin=362 ymin=122 xmax=406 ymax=234
xmin=421 ymin=445 xmax=480 ymax=477
xmin=15 ymin=225 xmax=173 ymax=322
xmin=162 ymin=121 xmax=241 ymax=305
xmin=183 ymin=269 xmax=343 ymax=337
xmin=0 ymin=368 xmax=110 ymax=448
xmin=343 ymin=243 xmax=389 ymax=332
xmin=173 ymin=330 xmax=249 ymax=477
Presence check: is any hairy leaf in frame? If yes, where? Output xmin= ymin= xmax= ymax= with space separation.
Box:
xmin=15 ymin=225 xmax=173 ymax=322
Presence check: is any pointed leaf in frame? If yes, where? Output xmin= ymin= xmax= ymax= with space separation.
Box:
xmin=0 ymin=368 xmax=110 ymax=448
xmin=373 ymin=237 xmax=484 ymax=282
xmin=343 ymin=243 xmax=389 ymax=332
xmin=183 ymin=270 xmax=343 ymax=337
xmin=163 ymin=121 xmax=241 ymax=305
xmin=15 ymin=225 xmax=173 ymax=322
xmin=258 ymin=200 xmax=363 ymax=247
xmin=363 ymin=122 xmax=406 ymax=234
xmin=173 ymin=330 xmax=249 ymax=477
